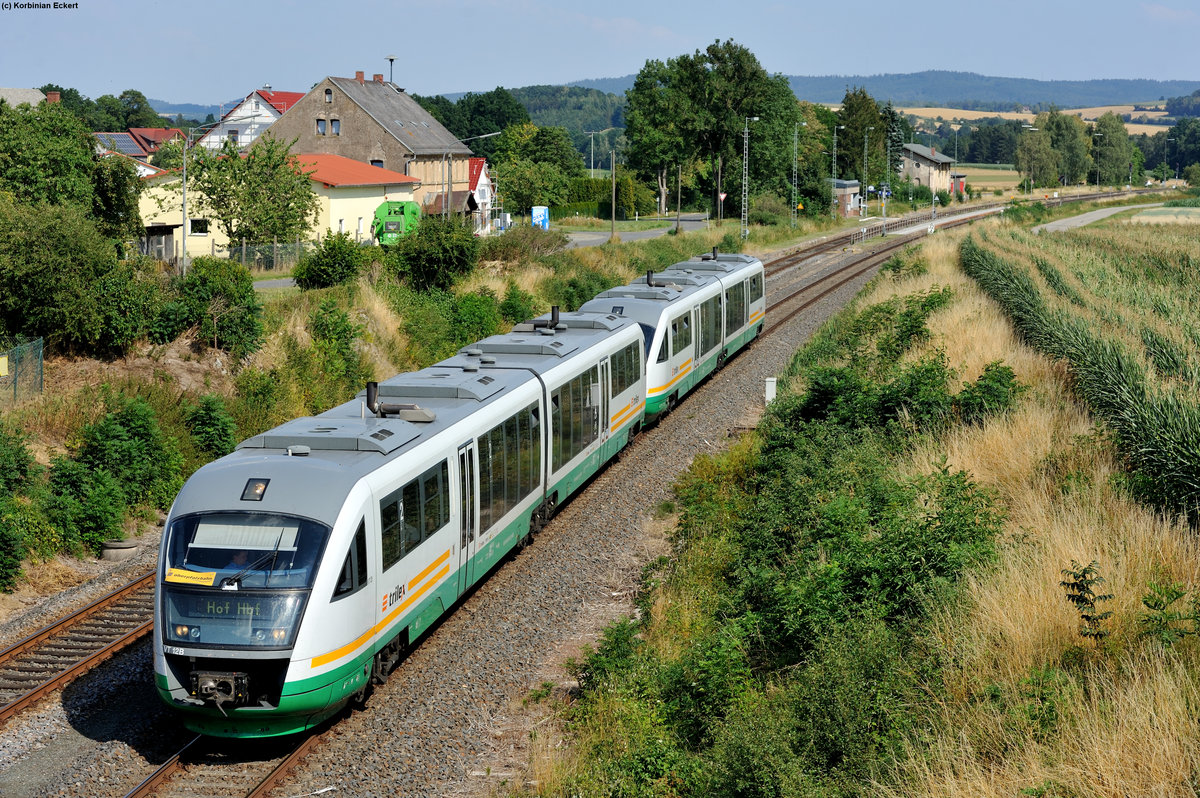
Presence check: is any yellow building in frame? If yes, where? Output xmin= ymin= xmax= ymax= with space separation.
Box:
xmin=137 ymin=153 xmax=420 ymax=264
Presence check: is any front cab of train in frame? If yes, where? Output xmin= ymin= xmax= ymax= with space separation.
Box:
xmin=155 ymin=508 xmax=338 ymax=737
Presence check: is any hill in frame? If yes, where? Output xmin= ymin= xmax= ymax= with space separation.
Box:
xmin=569 ymin=71 xmax=1200 ymax=109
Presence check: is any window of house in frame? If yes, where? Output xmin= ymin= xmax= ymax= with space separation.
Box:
xmin=338 ymin=219 xmax=345 ymax=233
xmin=370 ymin=159 xmax=384 ymax=168
xmin=316 ymin=119 xmax=326 ymax=135
xmin=357 ymin=217 xmax=363 ymax=237
xmin=227 ymin=129 xmax=238 ymax=145
xmin=324 ymin=89 xmax=332 ymax=103
xmin=253 ymin=100 xmax=260 ymax=111
xmin=331 ymin=119 xmax=340 ymax=135
xmin=189 ymin=219 xmax=209 ymax=235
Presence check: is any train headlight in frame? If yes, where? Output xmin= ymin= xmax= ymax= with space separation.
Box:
xmin=174 ymin=624 xmax=201 ymax=640
xmin=271 ymin=628 xmax=287 ymax=642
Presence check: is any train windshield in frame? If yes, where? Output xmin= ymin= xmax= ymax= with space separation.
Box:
xmin=163 ymin=512 xmax=330 ymax=590
xmin=160 ymin=512 xmax=330 ymax=650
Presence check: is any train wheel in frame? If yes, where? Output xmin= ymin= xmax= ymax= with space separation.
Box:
xmin=665 ymin=393 xmax=678 ymax=414
xmin=716 ymin=350 xmax=728 ymax=370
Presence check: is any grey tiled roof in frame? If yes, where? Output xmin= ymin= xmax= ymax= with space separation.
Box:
xmin=330 ymin=77 xmax=472 ymax=157
xmin=0 ymin=88 xmax=46 ymax=106
xmin=903 ymin=142 xmax=956 ymax=165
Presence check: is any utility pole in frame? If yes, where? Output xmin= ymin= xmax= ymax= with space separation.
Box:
xmin=610 ymin=149 xmax=616 ymax=240
xmin=741 ymin=116 xmax=759 ymax=239
xmin=831 ymin=125 xmax=844 ymax=218
xmin=862 ymin=126 xmax=874 ymax=217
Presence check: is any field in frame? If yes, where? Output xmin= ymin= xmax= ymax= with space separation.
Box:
xmin=898 ymin=105 xmax=1171 ymax=136
xmin=1129 ymin=206 xmax=1200 ymax=224
xmin=956 ymin=163 xmax=1021 ymax=190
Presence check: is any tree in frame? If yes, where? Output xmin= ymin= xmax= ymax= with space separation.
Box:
xmin=882 ymin=103 xmax=908 ymax=177
xmin=1016 ymin=128 xmax=1058 ymax=189
xmin=624 ymin=59 xmax=689 ymax=215
xmin=119 ymin=90 xmax=167 ymax=129
xmin=494 ymin=123 xmax=584 ymax=177
xmin=1092 ymin=112 xmax=1132 ymax=185
xmin=0 ymin=101 xmax=96 ymax=208
xmin=497 ymin=158 xmax=570 ymax=214
xmin=838 ymin=87 xmax=884 ymax=189
xmin=188 ymin=137 xmax=320 ymax=243
xmin=91 ymin=154 xmax=143 ymax=243
xmin=1037 ymin=109 xmax=1089 ymax=185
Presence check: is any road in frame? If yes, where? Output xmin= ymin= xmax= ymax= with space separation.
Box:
xmin=1032 ymin=202 xmax=1162 ymax=233
xmin=563 ymin=212 xmax=711 ymax=248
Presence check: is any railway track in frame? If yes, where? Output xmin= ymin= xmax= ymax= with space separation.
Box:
xmin=0 ymin=187 xmax=1158 ymax=794
xmin=0 ymin=572 xmax=155 ymax=726
xmin=123 ymin=732 xmax=324 ymax=798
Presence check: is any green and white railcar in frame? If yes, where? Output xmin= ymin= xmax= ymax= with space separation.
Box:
xmin=153 ymin=310 xmax=645 ymax=737
xmin=580 ymin=251 xmax=764 ymax=422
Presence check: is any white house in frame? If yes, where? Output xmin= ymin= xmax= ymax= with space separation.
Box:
xmin=196 ymin=86 xmax=305 ymax=152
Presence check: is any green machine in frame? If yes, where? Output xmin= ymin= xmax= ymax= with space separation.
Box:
xmin=371 ymin=201 xmax=421 ymax=247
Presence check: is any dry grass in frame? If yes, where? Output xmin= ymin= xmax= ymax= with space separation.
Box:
xmin=872 ymin=220 xmax=1200 ymax=796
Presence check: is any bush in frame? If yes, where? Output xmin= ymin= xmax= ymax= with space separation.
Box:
xmin=293 ymin=230 xmax=366 ymax=289
xmin=954 ymin=361 xmax=1026 ymax=425
xmin=453 ymin=290 xmax=503 ymax=343
xmin=172 ymin=256 xmax=263 ymax=358
xmin=186 ymin=394 xmax=237 ymax=457
xmin=0 ymin=420 xmax=34 ymax=497
xmin=0 ymin=498 xmax=25 ymax=591
xmin=46 ymin=456 xmax=126 ymax=554
xmin=477 ymin=224 xmax=568 ymax=262
xmin=747 ymin=193 xmax=788 ymax=227
xmin=498 ymin=282 xmax=538 ymax=324
xmin=308 ymin=299 xmax=371 ymax=394
xmin=92 ymin=259 xmax=165 ymax=356
xmin=386 ymin=215 xmax=479 ymax=291
xmin=76 ymin=396 xmax=183 ymax=510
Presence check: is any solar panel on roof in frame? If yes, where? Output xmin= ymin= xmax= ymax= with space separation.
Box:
xmin=96 ymin=133 xmax=145 ymax=157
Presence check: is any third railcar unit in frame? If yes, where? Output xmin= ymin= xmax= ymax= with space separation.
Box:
xmin=153 ymin=310 xmax=645 ymax=737
xmin=580 ymin=250 xmax=765 ymax=422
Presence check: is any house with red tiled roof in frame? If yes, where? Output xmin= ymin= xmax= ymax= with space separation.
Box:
xmin=129 ymin=127 xmax=184 ymax=155
xmin=136 ymin=152 xmax=424 ymax=262
xmin=297 ymin=152 xmax=421 ymax=241
xmin=196 ymin=85 xmax=306 ymax=152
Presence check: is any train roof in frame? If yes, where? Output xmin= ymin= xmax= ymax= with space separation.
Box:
xmin=171 ymin=311 xmax=639 ymax=525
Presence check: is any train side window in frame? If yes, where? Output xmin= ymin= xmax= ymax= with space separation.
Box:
xmin=671 ymin=313 xmax=691 ymax=356
xmin=333 ymin=520 xmax=368 ymax=600
xmin=749 ymin=273 xmax=763 ymax=304
xmin=655 ymin=337 xmax=667 ymax=363
xmin=379 ymin=459 xmax=450 ymax=569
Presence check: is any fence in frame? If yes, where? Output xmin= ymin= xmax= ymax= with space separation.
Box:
xmin=0 ymin=338 xmax=43 ymax=407
xmin=214 ymin=237 xmax=320 ymax=271
xmin=848 ymin=209 xmax=938 ymax=245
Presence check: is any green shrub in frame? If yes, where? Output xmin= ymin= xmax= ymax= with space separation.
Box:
xmin=386 ymin=215 xmax=479 ymax=291
xmin=173 ymin=256 xmax=264 ymax=358
xmin=0 ymin=497 xmax=25 ymax=591
xmin=498 ymin=282 xmax=538 ymax=324
xmin=570 ymin=617 xmax=642 ymax=694
xmin=0 ymin=420 xmax=34 ymax=497
xmin=478 ymin=224 xmax=568 ymax=262
xmin=541 ymin=263 xmax=621 ymax=311
xmin=747 ymin=193 xmax=788 ymax=227
xmin=954 ymin=361 xmax=1026 ymax=425
xmin=308 ymin=299 xmax=371 ymax=394
xmin=93 ymin=259 xmax=165 ymax=356
xmin=46 ymin=456 xmax=126 ymax=554
xmin=453 ymin=290 xmax=503 ymax=343
xmin=186 ymin=394 xmax=237 ymax=457
xmin=293 ymin=230 xmax=366 ymax=289
xmin=2 ymin=492 xmax=65 ymax=561
xmin=76 ymin=396 xmax=183 ymax=510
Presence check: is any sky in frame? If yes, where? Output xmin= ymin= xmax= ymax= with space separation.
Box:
xmin=2 ymin=0 xmax=1198 ymax=107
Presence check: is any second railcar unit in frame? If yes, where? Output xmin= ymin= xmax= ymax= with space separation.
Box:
xmin=580 ymin=251 xmax=764 ymax=421
xmin=153 ymin=310 xmax=645 ymax=737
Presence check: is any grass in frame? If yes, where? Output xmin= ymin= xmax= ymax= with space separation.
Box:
xmin=513 ymin=216 xmax=1200 ymax=797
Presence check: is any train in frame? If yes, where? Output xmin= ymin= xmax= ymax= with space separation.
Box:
xmin=371 ymin=200 xmax=421 ymax=247
xmin=153 ymin=249 xmax=765 ymax=737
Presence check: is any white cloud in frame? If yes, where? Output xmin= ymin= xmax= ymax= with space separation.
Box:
xmin=1142 ymin=2 xmax=1198 ymax=22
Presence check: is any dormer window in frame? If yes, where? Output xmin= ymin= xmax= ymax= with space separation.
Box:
xmin=324 ymin=89 xmax=332 ymax=103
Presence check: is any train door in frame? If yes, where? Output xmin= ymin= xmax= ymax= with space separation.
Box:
xmin=456 ymin=441 xmax=479 ymax=596
xmin=598 ymin=358 xmax=610 ymax=441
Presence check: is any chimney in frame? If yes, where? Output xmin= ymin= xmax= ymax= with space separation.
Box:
xmin=45 ymin=91 xmax=60 ymax=104
xmin=355 ymin=70 xmax=365 ymax=84
xmin=373 ymin=73 xmax=384 ymax=83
